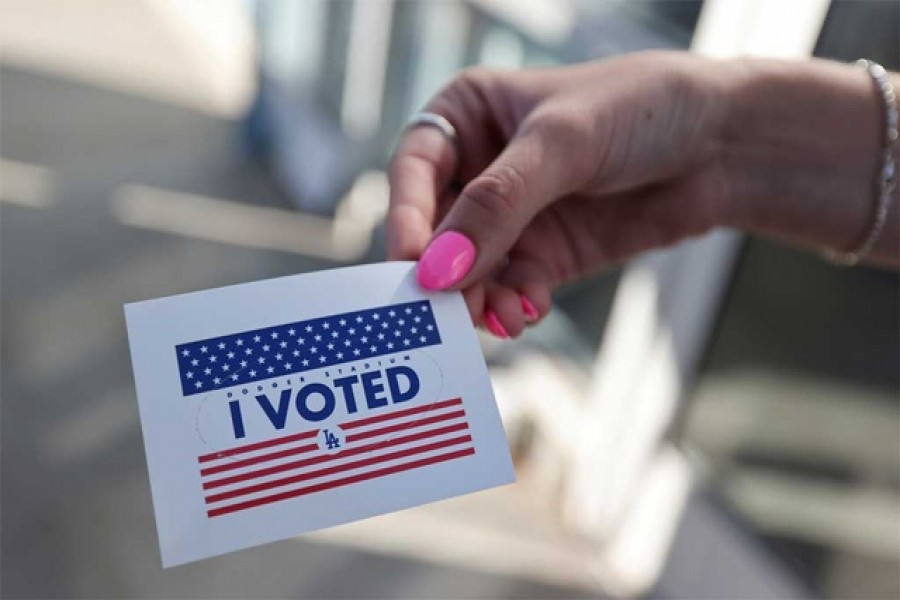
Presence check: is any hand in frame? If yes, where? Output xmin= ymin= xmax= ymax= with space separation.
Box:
xmin=387 ymin=51 xmax=731 ymax=337
xmin=387 ymin=51 xmax=899 ymax=338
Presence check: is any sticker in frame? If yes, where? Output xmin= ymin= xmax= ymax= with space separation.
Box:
xmin=125 ymin=262 xmax=514 ymax=567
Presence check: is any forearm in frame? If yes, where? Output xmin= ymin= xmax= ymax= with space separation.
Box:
xmin=715 ymin=57 xmax=899 ymax=266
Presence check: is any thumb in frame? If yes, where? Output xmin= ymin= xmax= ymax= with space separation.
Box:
xmin=416 ymin=126 xmax=572 ymax=291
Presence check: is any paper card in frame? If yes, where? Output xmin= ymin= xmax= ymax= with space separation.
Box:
xmin=124 ymin=262 xmax=515 ymax=567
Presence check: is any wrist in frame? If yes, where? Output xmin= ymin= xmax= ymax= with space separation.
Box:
xmin=713 ymin=57 xmax=886 ymax=253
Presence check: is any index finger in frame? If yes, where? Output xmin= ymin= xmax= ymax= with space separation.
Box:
xmin=386 ymin=125 xmax=458 ymax=260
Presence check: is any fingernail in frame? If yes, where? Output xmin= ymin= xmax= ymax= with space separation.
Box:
xmin=416 ymin=231 xmax=476 ymax=290
xmin=483 ymin=310 xmax=509 ymax=339
xmin=520 ymin=295 xmax=540 ymax=322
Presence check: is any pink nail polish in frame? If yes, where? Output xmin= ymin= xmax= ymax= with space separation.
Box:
xmin=520 ymin=295 xmax=540 ymax=322
xmin=483 ymin=310 xmax=509 ymax=339
xmin=416 ymin=231 xmax=476 ymax=291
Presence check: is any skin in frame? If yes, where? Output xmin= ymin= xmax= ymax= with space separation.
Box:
xmin=386 ymin=51 xmax=900 ymax=337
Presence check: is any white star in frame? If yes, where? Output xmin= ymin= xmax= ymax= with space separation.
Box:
xmin=356 ymin=316 xmax=363 ymax=323
xmin=292 ymin=350 xmax=300 ymax=357
xmin=349 ymin=328 xmax=356 ymax=335
xmin=200 ymin=346 xmax=208 ymax=354
xmin=253 ymin=335 xmax=261 ymax=343
xmin=227 ymin=351 xmax=235 ymax=359
xmin=420 ymin=336 xmax=426 ymax=342
xmin=365 ymin=324 xmax=372 ymax=332
xmin=186 ymin=371 xmax=194 ymax=379
xmin=414 ymin=316 xmax=421 ymax=323
xmin=249 ymin=369 xmax=257 ymax=377
xmin=191 ymin=358 xmax=199 ymax=366
xmin=271 ymin=331 xmax=278 ymax=339
xmin=311 ymin=347 xmax=318 ymax=354
xmin=258 ymin=357 xmax=265 ymax=364
xmin=327 ymin=343 xmax=334 ymax=350
xmin=398 ymin=319 xmax=405 ymax=326
xmin=236 ymin=338 xmax=244 ymax=346
xmin=339 ymin=319 xmax=347 ymax=326
xmin=263 ymin=344 xmax=270 ymax=352
xmin=389 ymin=310 xmax=396 ymax=317
xmin=223 ymin=364 xmax=230 ymax=371
xmin=353 ymin=348 xmax=361 ymax=356
xmin=331 ymin=331 xmax=338 ymax=338
xmin=373 ymin=312 xmax=380 ymax=320
xmin=322 ymin=322 xmax=330 ymax=330
xmin=405 ymin=307 xmax=412 ymax=314
xmin=275 ymin=353 xmax=283 ymax=360
xmin=378 ymin=333 xmax=385 ymax=340
xmin=381 ymin=322 xmax=389 ymax=329
xmin=336 ymin=352 xmax=344 ymax=359
xmin=204 ymin=368 xmax=212 ymax=375
xmin=218 ymin=342 xmax=225 ymax=350
xmin=314 ymin=335 xmax=322 ymax=342
xmin=245 ymin=348 xmax=253 ymax=355
xmin=288 ymin=328 xmax=296 ymax=336
xmin=361 ymin=336 xmax=368 ymax=343
xmin=370 ymin=345 xmax=377 ymax=352
xmin=231 ymin=374 xmax=239 ymax=381
xmin=403 ymin=339 xmax=411 ymax=346
xmin=319 ymin=355 xmax=327 ymax=363
xmin=427 ymin=324 xmax=434 ymax=331
xmin=394 ymin=330 xmax=401 ymax=337
xmin=305 ymin=325 xmax=313 ymax=333
xmin=267 ymin=366 xmax=275 ymax=374
xmin=181 ymin=349 xmax=190 ymax=357
xmin=387 ymin=342 xmax=394 ymax=349
xmin=195 ymin=381 xmax=203 ymax=388
xmin=410 ymin=327 xmax=417 ymax=334
xmin=298 ymin=338 xmax=305 ymax=345
xmin=240 ymin=360 xmax=247 ymax=368
xmin=213 ymin=377 xmax=221 ymax=384
xmin=344 ymin=339 xmax=351 ymax=347
xmin=302 ymin=359 xmax=310 ymax=366
xmin=284 ymin=362 xmax=292 ymax=369
xmin=280 ymin=340 xmax=287 ymax=348
xmin=421 ymin=305 xmax=429 ymax=311
xmin=209 ymin=355 xmax=218 ymax=363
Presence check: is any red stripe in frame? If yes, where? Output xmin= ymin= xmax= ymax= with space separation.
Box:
xmin=200 ymin=411 xmax=466 ymax=478
xmin=346 ymin=410 xmax=465 ymax=443
xmin=207 ymin=447 xmax=476 ymax=517
xmin=198 ymin=429 xmax=318 ymax=463
xmin=205 ymin=435 xmax=472 ymax=503
xmin=204 ymin=422 xmax=470 ymax=490
xmin=200 ymin=443 xmax=318 ymax=477
xmin=341 ymin=398 xmax=462 ymax=430
xmin=198 ymin=398 xmax=463 ymax=464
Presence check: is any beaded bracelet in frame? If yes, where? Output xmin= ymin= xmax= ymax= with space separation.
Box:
xmin=826 ymin=59 xmax=898 ymax=266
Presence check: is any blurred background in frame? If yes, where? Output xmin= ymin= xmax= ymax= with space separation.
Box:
xmin=1 ymin=0 xmax=898 ymax=598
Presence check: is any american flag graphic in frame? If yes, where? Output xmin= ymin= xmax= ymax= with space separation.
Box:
xmin=176 ymin=298 xmax=475 ymax=518
xmin=199 ymin=397 xmax=473 ymax=518
xmin=175 ymin=300 xmax=441 ymax=396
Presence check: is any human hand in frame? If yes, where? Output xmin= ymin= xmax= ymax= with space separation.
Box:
xmin=387 ymin=51 xmax=898 ymax=337
xmin=387 ymin=51 xmax=731 ymax=337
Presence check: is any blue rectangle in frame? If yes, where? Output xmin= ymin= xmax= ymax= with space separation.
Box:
xmin=175 ymin=300 xmax=441 ymax=397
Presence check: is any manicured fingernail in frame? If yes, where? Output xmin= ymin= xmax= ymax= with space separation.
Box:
xmin=520 ymin=295 xmax=540 ymax=322
xmin=416 ymin=231 xmax=476 ymax=290
xmin=483 ymin=310 xmax=509 ymax=339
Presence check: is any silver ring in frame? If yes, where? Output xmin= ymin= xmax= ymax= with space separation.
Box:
xmin=405 ymin=111 xmax=457 ymax=143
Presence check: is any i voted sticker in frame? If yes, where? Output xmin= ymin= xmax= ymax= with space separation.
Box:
xmin=125 ymin=262 xmax=514 ymax=567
